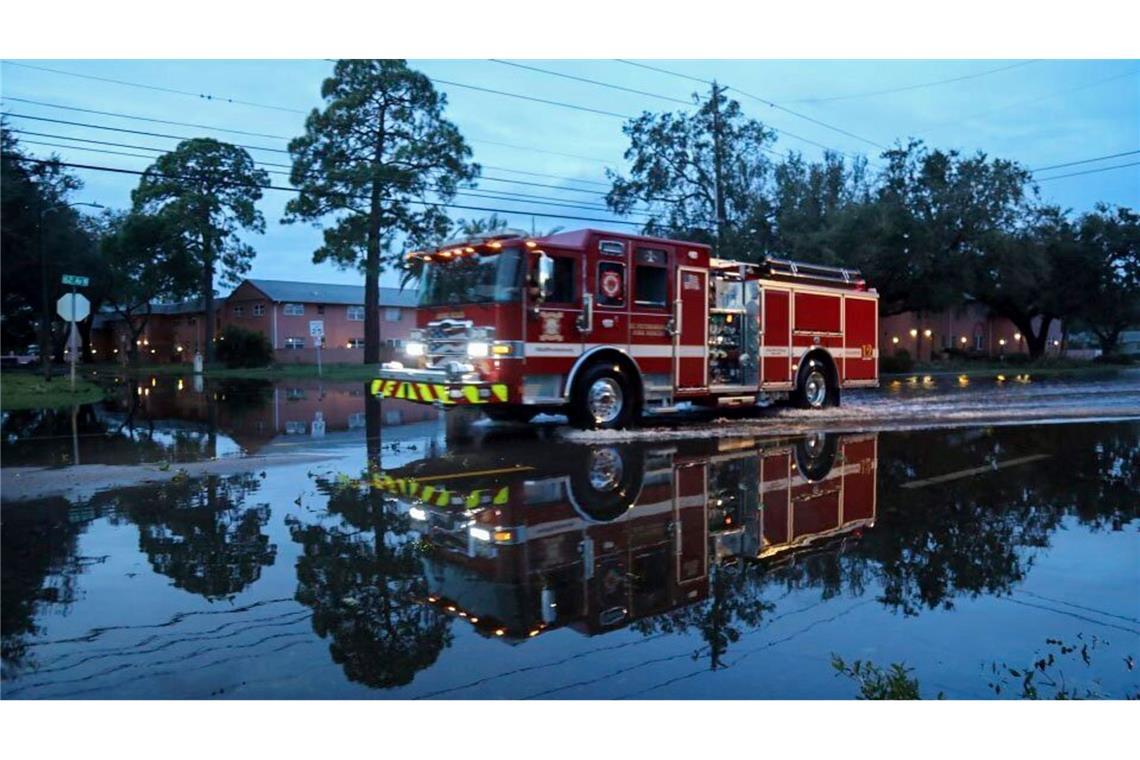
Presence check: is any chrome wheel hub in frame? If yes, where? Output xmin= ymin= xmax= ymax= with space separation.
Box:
xmin=588 ymin=447 xmax=623 ymax=492
xmin=805 ymin=370 xmax=827 ymax=408
xmin=587 ymin=377 xmax=624 ymax=425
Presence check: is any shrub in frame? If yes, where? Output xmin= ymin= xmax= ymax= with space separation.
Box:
xmin=880 ymin=348 xmax=913 ymax=374
xmin=215 ymin=325 xmax=273 ymax=368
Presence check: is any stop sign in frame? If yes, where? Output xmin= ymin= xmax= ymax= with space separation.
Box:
xmin=56 ymin=293 xmax=91 ymax=322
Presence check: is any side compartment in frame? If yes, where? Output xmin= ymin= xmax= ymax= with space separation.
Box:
xmin=842 ymin=296 xmax=878 ymax=385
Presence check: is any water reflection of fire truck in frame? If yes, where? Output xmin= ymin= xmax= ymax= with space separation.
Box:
xmin=377 ymin=431 xmax=877 ymax=641
xmin=373 ymin=228 xmax=878 ymax=429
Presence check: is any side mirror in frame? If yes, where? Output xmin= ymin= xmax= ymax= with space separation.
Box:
xmin=529 ymin=252 xmax=553 ymax=317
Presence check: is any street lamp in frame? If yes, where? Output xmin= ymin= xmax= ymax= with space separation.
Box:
xmin=37 ymin=200 xmax=105 ymax=381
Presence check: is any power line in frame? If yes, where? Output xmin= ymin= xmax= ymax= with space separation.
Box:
xmin=2 ymin=115 xmax=650 ymax=201
xmin=1 ymin=60 xmax=309 ymax=115
xmin=12 ymin=135 xmax=653 ymax=217
xmin=3 ymin=154 xmax=678 ymax=229
xmin=613 ymin=59 xmax=886 ymax=153
xmin=1034 ymin=161 xmax=1140 ymax=182
xmin=792 ymin=60 xmax=1041 ymax=103
xmin=1028 ymin=149 xmax=1140 ymax=173
xmin=614 ymin=59 xmax=711 ymax=85
xmin=489 ymin=60 xmax=691 ymax=105
xmin=3 ymin=96 xmax=291 ymax=140
xmin=432 ymin=78 xmax=632 ymax=119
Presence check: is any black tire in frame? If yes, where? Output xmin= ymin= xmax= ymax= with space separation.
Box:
xmin=792 ymin=356 xmax=838 ymax=409
xmin=568 ymin=445 xmax=645 ymax=522
xmin=483 ymin=406 xmax=537 ymax=424
xmin=569 ymin=362 xmax=639 ymax=430
xmin=794 ymin=432 xmax=838 ymax=482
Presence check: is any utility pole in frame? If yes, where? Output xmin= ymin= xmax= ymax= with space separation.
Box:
xmin=710 ymin=80 xmax=727 ymax=253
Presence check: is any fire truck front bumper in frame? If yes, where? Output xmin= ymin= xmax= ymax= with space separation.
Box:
xmin=372 ymin=364 xmax=509 ymax=406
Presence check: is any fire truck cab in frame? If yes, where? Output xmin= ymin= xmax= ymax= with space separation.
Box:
xmin=373 ymin=228 xmax=878 ymax=429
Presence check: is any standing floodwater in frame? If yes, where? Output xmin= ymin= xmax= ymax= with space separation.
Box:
xmin=2 ymin=381 xmax=1136 ymax=698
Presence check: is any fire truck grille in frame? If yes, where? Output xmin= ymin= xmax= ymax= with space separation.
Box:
xmin=423 ymin=320 xmax=479 ymax=369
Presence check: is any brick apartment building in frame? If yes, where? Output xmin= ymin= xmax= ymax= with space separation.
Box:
xmin=880 ymin=301 xmax=1064 ymax=362
xmin=92 ymin=279 xmax=418 ymax=364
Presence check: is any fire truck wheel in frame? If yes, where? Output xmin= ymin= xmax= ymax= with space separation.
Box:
xmin=569 ymin=445 xmax=645 ymax=522
xmin=793 ymin=357 xmax=836 ymax=409
xmin=794 ymin=432 xmax=838 ymax=482
xmin=570 ymin=363 xmax=638 ymax=429
xmin=483 ymin=407 xmax=536 ymax=424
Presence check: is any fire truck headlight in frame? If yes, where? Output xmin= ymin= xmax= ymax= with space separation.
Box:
xmin=469 ymin=526 xmax=492 ymax=542
xmin=408 ymin=506 xmax=427 ymax=521
xmin=467 ymin=341 xmax=489 ymax=358
xmin=405 ymin=341 xmax=425 ymax=357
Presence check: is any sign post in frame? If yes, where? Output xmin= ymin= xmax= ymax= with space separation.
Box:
xmin=57 ymin=275 xmax=90 ymax=392
xmin=310 ymin=320 xmax=325 ymax=377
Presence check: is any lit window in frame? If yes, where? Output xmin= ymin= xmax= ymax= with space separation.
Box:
xmin=347 ymin=305 xmax=365 ymax=321
xmin=284 ymin=303 xmax=304 ymax=316
xmin=284 ymin=337 xmax=305 ymax=350
xmin=346 ymin=338 xmax=365 ymax=349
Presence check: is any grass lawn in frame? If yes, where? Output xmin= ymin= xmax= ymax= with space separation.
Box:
xmin=882 ymin=358 xmax=1133 ymax=379
xmin=1 ymin=371 xmax=110 ymax=410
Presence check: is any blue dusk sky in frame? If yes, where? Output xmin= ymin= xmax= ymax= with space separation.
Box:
xmin=2 ymin=59 xmax=1136 ymax=289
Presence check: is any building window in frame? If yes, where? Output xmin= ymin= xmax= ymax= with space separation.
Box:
xmin=253 ymin=302 xmax=265 ymax=316
xmin=284 ymin=421 xmax=307 ymax=435
xmin=384 ymin=307 xmax=402 ymax=322
xmin=974 ymin=333 xmax=985 ymax=352
xmin=285 ymin=337 xmax=305 ymax=350
xmin=233 ymin=305 xmax=244 ymax=317
xmin=346 ymin=338 xmax=365 ymax=349
xmin=317 ymin=304 xmax=325 ymax=315
xmin=348 ymin=412 xmax=366 ymax=429
xmin=284 ymin=303 xmax=304 ymax=316
xmin=347 ymin=305 xmax=365 ymax=321
xmin=286 ymin=387 xmax=306 ymax=400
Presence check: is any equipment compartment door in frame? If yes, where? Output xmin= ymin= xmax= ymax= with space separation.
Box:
xmin=675 ymin=268 xmax=708 ymax=391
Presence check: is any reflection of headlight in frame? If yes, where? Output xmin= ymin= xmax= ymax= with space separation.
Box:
xmin=405 ymin=341 xmax=425 ymax=357
xmin=409 ymin=506 xmax=427 ymax=521
xmin=467 ymin=341 xmax=489 ymax=358
xmin=469 ymin=526 xmax=492 ymax=542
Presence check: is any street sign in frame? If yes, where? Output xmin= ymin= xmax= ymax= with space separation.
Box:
xmin=56 ymin=292 xmax=91 ymax=322
xmin=309 ymin=320 xmax=325 ymax=337
xmin=61 ymin=274 xmax=90 ymax=287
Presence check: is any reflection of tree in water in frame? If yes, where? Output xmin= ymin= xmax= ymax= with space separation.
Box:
xmin=1 ymin=498 xmax=86 ymax=676
xmin=635 ymin=423 xmax=1137 ymax=650
xmin=768 ymin=425 xmax=1139 ymax=616
xmin=287 ymin=472 xmax=451 ymax=689
xmin=94 ymin=473 xmax=276 ymax=600
xmin=633 ymin=564 xmax=773 ymax=669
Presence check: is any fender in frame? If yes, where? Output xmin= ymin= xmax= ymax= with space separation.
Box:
xmin=793 ymin=345 xmax=836 ymax=378
xmin=562 ymin=345 xmax=644 ymax=400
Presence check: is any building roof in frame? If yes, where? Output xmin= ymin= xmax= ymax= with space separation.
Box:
xmin=240 ymin=279 xmax=417 ymax=308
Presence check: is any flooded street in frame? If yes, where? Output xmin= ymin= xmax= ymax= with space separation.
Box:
xmin=2 ymin=372 xmax=1138 ymax=699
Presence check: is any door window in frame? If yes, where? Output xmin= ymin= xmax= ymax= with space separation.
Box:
xmin=597 ymin=261 xmax=626 ymax=308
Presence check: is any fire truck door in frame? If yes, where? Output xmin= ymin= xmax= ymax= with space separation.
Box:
xmin=675 ymin=268 xmax=708 ymax=390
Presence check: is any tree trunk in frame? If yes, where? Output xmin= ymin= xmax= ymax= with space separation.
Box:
xmin=1096 ymin=327 xmax=1122 ymax=356
xmin=1019 ymin=315 xmax=1052 ymax=360
xmin=203 ymin=260 xmax=215 ymax=364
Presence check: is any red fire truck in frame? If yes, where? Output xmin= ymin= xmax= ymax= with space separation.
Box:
xmin=373 ymin=228 xmax=879 ymax=428
xmin=377 ymin=431 xmax=878 ymax=641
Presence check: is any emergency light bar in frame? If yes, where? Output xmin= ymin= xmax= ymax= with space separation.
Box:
xmin=406 ymin=229 xmax=533 ymax=260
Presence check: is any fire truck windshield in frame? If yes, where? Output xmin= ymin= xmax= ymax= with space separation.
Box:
xmin=417 ymin=248 xmax=523 ymax=307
